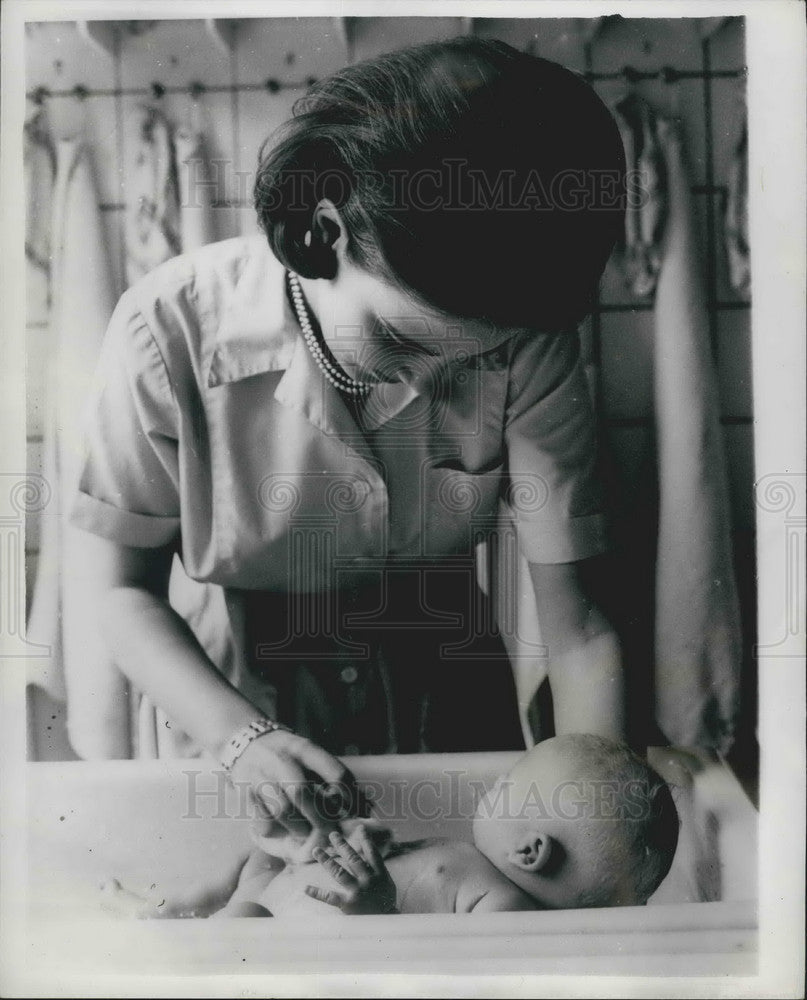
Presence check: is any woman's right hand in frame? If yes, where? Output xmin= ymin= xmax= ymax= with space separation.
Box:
xmin=229 ymin=729 xmax=368 ymax=848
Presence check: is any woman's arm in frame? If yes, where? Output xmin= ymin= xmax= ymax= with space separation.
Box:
xmin=65 ymin=524 xmax=261 ymax=756
xmin=64 ymin=524 xmax=358 ymax=836
xmin=527 ymin=559 xmax=626 ymax=740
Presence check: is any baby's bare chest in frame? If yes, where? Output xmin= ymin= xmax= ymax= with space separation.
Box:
xmin=259 ymin=840 xmax=516 ymax=917
xmin=389 ymin=841 xmax=511 ymax=914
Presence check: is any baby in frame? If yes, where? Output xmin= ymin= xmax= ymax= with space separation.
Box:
xmin=215 ymin=734 xmax=680 ymax=917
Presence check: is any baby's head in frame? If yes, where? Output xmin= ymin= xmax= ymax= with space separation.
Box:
xmin=473 ymin=734 xmax=679 ymax=909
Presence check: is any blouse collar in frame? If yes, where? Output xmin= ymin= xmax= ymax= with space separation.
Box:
xmin=206 ymin=236 xmax=422 ymax=430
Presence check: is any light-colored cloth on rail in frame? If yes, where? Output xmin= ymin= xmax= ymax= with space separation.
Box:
xmin=652 ymin=117 xmax=741 ymax=753
xmin=26 ymin=138 xmax=124 ymax=756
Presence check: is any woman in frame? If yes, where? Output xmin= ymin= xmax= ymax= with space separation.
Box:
xmin=67 ymin=38 xmax=627 ymax=839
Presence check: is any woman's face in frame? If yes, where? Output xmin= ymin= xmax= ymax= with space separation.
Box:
xmin=300 ymin=256 xmax=517 ymax=386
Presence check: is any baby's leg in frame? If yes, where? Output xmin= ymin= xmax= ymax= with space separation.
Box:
xmin=100 ymin=850 xmax=253 ymax=919
xmin=209 ymin=848 xmax=282 ymax=918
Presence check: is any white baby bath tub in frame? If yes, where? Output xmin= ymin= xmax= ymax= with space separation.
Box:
xmin=23 ymin=750 xmax=757 ymax=977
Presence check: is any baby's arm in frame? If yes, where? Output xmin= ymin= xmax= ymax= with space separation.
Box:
xmin=305 ymin=827 xmax=398 ymax=914
xmin=459 ymin=885 xmax=537 ymax=913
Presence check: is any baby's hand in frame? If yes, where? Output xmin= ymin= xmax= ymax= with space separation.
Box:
xmin=305 ymin=826 xmax=397 ymax=915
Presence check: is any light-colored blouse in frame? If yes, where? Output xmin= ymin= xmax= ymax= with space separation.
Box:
xmin=69 ymin=233 xmax=608 ymax=577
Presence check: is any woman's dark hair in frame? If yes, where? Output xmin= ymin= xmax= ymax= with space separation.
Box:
xmin=254 ymin=37 xmax=626 ymax=332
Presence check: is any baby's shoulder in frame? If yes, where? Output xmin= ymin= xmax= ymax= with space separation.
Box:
xmin=448 ymin=842 xmax=535 ymax=913
xmin=404 ymin=840 xmax=535 ymax=914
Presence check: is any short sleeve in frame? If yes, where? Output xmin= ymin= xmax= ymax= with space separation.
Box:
xmin=68 ymin=289 xmax=182 ymax=548
xmin=504 ymin=330 xmax=610 ymax=564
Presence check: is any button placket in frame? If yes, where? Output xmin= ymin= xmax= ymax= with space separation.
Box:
xmin=340 ymin=665 xmax=359 ymax=684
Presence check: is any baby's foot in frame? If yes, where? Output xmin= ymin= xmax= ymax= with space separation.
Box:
xmin=99 ymin=877 xmax=205 ymax=919
xmin=99 ymin=851 xmax=254 ymax=919
xmin=99 ymin=878 xmax=166 ymax=919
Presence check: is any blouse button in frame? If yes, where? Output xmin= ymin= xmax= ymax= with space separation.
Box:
xmin=340 ymin=665 xmax=359 ymax=684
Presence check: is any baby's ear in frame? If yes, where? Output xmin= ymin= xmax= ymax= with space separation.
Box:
xmin=507 ymin=830 xmax=553 ymax=873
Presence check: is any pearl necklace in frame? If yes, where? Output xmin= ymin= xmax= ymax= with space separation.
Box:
xmin=286 ymin=270 xmax=371 ymax=397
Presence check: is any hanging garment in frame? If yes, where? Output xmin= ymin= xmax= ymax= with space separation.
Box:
xmin=125 ymin=105 xmax=181 ymax=287
xmin=26 ymin=138 xmax=125 ymax=756
xmin=175 ymin=116 xmax=217 ymax=254
xmin=24 ymin=104 xmax=57 ymax=703
xmin=652 ymin=117 xmax=742 ymax=753
xmin=614 ymin=94 xmax=667 ymax=298
xmin=724 ymin=121 xmax=750 ymax=296
xmin=24 ymin=103 xmax=55 ymax=302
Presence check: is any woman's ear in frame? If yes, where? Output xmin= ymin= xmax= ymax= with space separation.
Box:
xmin=310 ymin=199 xmax=348 ymax=273
xmin=507 ymin=830 xmax=553 ymax=873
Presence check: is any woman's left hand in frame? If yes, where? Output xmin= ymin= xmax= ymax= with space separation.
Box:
xmin=305 ymin=826 xmax=398 ymax=914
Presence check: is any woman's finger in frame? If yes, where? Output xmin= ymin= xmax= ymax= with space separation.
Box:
xmin=247 ymin=789 xmax=280 ymax=839
xmin=248 ymin=784 xmax=304 ymax=839
xmin=304 ymin=884 xmax=345 ymax=909
xmin=283 ymin=768 xmax=330 ymax=834
xmin=296 ymin=741 xmax=353 ymax=789
xmin=255 ymin=759 xmax=314 ymax=838
xmin=316 ymin=780 xmax=374 ymax=822
xmin=354 ymin=823 xmax=383 ymax=875
xmin=248 ymin=794 xmax=308 ymax=855
xmin=258 ymin=787 xmax=310 ymax=839
xmin=329 ymin=831 xmax=372 ymax=880
xmin=296 ymin=743 xmax=372 ymax=817
xmin=270 ymin=755 xmax=341 ymax=837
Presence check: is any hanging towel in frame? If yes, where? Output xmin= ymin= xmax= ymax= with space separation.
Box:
xmin=24 ymin=106 xmax=58 ymax=701
xmin=26 ymin=139 xmax=127 ymax=756
xmin=614 ymin=95 xmax=667 ymax=298
xmin=652 ymin=117 xmax=741 ymax=753
xmin=724 ymin=121 xmax=750 ymax=296
xmin=125 ymin=105 xmax=181 ymax=287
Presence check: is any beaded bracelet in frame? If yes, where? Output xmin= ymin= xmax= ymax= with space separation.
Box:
xmin=220 ymin=717 xmax=292 ymax=775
